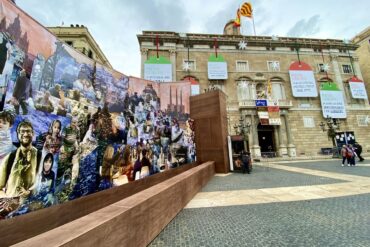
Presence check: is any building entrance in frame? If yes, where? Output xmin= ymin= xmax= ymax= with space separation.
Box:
xmin=257 ymin=124 xmax=276 ymax=157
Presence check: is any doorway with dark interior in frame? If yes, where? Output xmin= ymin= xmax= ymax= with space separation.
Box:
xmin=257 ymin=124 xmax=276 ymax=157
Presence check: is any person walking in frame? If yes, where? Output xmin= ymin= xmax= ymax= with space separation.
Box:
xmin=341 ymin=145 xmax=348 ymax=167
xmin=347 ymin=144 xmax=356 ymax=166
xmin=353 ymin=142 xmax=364 ymax=162
xmin=241 ymin=151 xmax=251 ymax=174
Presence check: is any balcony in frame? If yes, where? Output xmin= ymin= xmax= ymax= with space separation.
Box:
xmin=239 ymin=99 xmax=293 ymax=109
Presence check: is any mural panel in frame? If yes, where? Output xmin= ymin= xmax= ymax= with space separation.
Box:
xmin=0 ymin=3 xmax=195 ymax=220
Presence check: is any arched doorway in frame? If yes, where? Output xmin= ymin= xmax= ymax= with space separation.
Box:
xmin=257 ymin=123 xmax=276 ymax=157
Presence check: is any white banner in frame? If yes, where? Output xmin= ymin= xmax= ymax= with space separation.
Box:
xmin=320 ymin=90 xmax=346 ymax=118
xmin=257 ymin=111 xmax=269 ymax=119
xmin=349 ymin=81 xmax=368 ymax=99
xmin=269 ymin=118 xmax=281 ymax=125
xmin=208 ymin=62 xmax=228 ymax=80
xmin=289 ymin=70 xmax=318 ymax=97
xmin=144 ymin=64 xmax=172 ymax=82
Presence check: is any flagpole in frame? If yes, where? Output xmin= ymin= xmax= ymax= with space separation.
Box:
xmin=252 ymin=15 xmax=256 ymax=36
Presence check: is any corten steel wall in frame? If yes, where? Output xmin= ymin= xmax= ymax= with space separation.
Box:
xmin=12 ymin=161 xmax=215 ymax=247
xmin=190 ymin=90 xmax=229 ymax=173
xmin=0 ymin=163 xmax=197 ymax=247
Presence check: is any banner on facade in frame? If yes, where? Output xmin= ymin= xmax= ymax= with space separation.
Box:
xmin=207 ymin=54 xmax=228 ymax=80
xmin=349 ymin=76 xmax=368 ymax=99
xmin=258 ymin=111 xmax=269 ymax=119
xmin=269 ymin=118 xmax=281 ymax=125
xmin=267 ymin=106 xmax=281 ymax=125
xmin=144 ymin=56 xmax=172 ymax=82
xmin=320 ymin=82 xmax=346 ymax=118
xmin=289 ymin=61 xmax=318 ymax=97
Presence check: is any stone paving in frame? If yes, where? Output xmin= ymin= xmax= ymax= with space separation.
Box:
xmin=149 ymin=159 xmax=370 ymax=247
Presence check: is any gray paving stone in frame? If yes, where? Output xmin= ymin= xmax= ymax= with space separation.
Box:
xmin=201 ymin=166 xmax=345 ymax=192
xmin=149 ymin=160 xmax=370 ymax=247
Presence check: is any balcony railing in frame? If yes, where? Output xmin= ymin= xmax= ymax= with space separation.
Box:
xmin=238 ymin=99 xmax=293 ymax=108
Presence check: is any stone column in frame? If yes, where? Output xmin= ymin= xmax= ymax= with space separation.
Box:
xmin=331 ymin=54 xmax=347 ymax=105
xmin=277 ymin=120 xmax=288 ymax=157
xmin=169 ymin=49 xmax=176 ymax=81
xmin=140 ymin=48 xmax=148 ymax=78
xmin=250 ymin=113 xmax=261 ymax=157
xmin=282 ymin=112 xmax=296 ymax=157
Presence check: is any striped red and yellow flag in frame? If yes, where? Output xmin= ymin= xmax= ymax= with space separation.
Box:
xmin=240 ymin=2 xmax=253 ymax=18
xmin=233 ymin=8 xmax=241 ymax=27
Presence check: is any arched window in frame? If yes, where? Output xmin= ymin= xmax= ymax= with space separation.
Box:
xmin=270 ymin=77 xmax=286 ymax=100
xmin=236 ymin=77 xmax=252 ymax=100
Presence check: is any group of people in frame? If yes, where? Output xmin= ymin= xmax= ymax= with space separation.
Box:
xmin=341 ymin=142 xmax=364 ymax=167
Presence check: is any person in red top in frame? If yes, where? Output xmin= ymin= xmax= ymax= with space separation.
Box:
xmin=341 ymin=145 xmax=348 ymax=167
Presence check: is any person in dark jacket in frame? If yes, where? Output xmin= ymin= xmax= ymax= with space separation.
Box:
xmin=11 ymin=69 xmax=32 ymax=115
xmin=353 ymin=142 xmax=364 ymax=162
xmin=241 ymin=151 xmax=251 ymax=174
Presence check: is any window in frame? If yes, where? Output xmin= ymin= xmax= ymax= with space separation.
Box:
xmin=183 ymin=60 xmax=196 ymax=71
xmin=267 ymin=61 xmax=280 ymax=72
xmin=357 ymin=115 xmax=368 ymax=127
xmin=303 ymin=116 xmax=315 ymax=128
xmin=209 ymin=81 xmax=224 ymax=93
xmin=342 ymin=64 xmax=352 ymax=74
xmin=88 ymin=50 xmax=93 ymax=59
xmin=237 ymin=80 xmax=250 ymax=101
xmin=236 ymin=61 xmax=249 ymax=72
xmin=317 ymin=63 xmax=325 ymax=73
xmin=66 ymin=41 xmax=73 ymax=46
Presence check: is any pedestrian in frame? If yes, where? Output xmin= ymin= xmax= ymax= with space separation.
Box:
xmin=353 ymin=142 xmax=364 ymax=162
xmin=241 ymin=151 xmax=251 ymax=174
xmin=346 ymin=144 xmax=356 ymax=166
xmin=341 ymin=145 xmax=347 ymax=167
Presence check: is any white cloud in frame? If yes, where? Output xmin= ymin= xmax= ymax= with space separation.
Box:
xmin=15 ymin=0 xmax=370 ymax=77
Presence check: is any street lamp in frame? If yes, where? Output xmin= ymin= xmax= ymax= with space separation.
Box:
xmin=319 ymin=116 xmax=341 ymax=156
xmin=234 ymin=116 xmax=251 ymax=151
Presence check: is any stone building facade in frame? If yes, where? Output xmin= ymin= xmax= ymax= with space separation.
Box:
xmin=137 ymin=23 xmax=370 ymax=158
xmin=48 ymin=25 xmax=112 ymax=68
xmin=352 ymin=26 xmax=370 ymax=98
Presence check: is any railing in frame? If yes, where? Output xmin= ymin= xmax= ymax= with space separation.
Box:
xmin=238 ymin=99 xmax=293 ymax=108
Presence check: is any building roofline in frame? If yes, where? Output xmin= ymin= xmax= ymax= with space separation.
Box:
xmin=48 ymin=26 xmax=112 ymax=68
xmin=351 ymin=26 xmax=370 ymax=43
xmin=137 ymin=31 xmax=358 ymax=51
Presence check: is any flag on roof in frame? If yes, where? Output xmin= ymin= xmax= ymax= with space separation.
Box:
xmin=240 ymin=2 xmax=253 ymax=18
xmin=234 ymin=8 xmax=241 ymax=27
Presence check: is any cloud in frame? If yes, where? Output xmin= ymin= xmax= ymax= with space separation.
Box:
xmin=286 ymin=14 xmax=321 ymax=37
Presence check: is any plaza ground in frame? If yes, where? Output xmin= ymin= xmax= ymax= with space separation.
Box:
xmin=150 ymin=158 xmax=370 ymax=247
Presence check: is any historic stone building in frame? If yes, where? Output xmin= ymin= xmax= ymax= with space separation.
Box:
xmin=352 ymin=26 xmax=370 ymax=98
xmin=137 ymin=22 xmax=370 ymax=158
xmin=48 ymin=25 xmax=112 ymax=68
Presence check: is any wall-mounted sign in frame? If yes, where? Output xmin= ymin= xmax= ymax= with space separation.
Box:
xmin=289 ymin=61 xmax=318 ymax=97
xmin=144 ymin=56 xmax=172 ymax=82
xmin=349 ymin=76 xmax=368 ymax=99
xmin=255 ymin=99 xmax=268 ymax=107
xmin=207 ymin=54 xmax=228 ymax=80
xmin=320 ymin=82 xmax=346 ymax=118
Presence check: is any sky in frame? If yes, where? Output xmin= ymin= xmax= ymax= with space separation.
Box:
xmin=15 ymin=0 xmax=370 ymax=77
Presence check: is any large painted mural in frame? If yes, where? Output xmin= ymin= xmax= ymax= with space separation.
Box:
xmin=0 ymin=1 xmax=195 ymax=220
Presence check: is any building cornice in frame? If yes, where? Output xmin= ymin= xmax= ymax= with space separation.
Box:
xmin=138 ymin=31 xmax=358 ymax=51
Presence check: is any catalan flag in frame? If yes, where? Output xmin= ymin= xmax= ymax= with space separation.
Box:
xmin=240 ymin=2 xmax=253 ymax=18
xmin=233 ymin=8 xmax=241 ymax=27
